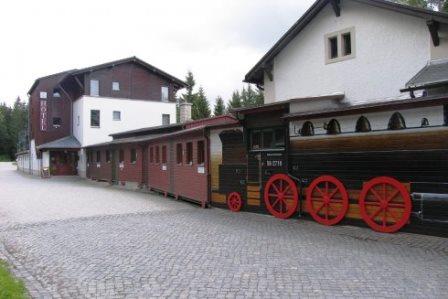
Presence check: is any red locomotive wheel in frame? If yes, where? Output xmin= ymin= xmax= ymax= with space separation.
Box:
xmin=359 ymin=176 xmax=412 ymax=233
xmin=306 ymin=175 xmax=349 ymax=226
xmin=227 ymin=192 xmax=242 ymax=212
xmin=264 ymin=174 xmax=299 ymax=219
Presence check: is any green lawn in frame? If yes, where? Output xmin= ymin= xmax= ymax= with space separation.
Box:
xmin=0 ymin=155 xmax=11 ymax=162
xmin=0 ymin=261 xmax=27 ymax=299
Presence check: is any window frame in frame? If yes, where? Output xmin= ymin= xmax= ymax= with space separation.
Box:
xmin=197 ymin=140 xmax=205 ymax=165
xmin=186 ymin=142 xmax=193 ymax=165
xmin=161 ymin=86 xmax=169 ymax=102
xmin=96 ymin=150 xmax=101 ymax=163
xmin=149 ymin=147 xmax=154 ymax=163
xmin=161 ymin=145 xmax=167 ymax=164
xmin=176 ymin=143 xmax=183 ymax=165
xmin=325 ymin=27 xmax=356 ymax=64
xmin=112 ymin=81 xmax=120 ymax=91
xmin=155 ymin=146 xmax=160 ymax=164
xmin=130 ymin=149 xmax=137 ymax=164
xmin=90 ymin=79 xmax=100 ymax=97
xmin=250 ymin=127 xmax=286 ymax=151
xmin=105 ymin=150 xmax=111 ymax=163
xmin=113 ymin=111 xmax=121 ymax=121
xmin=162 ymin=114 xmax=170 ymax=125
xmin=90 ymin=110 xmax=100 ymax=127
xmin=119 ymin=149 xmax=124 ymax=163
xmin=52 ymin=117 xmax=62 ymax=127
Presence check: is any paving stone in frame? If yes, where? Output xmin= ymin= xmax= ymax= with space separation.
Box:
xmin=0 ymin=162 xmax=447 ymax=298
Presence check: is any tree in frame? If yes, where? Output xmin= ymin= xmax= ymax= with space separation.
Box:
xmin=213 ymin=96 xmax=225 ymax=116
xmin=192 ymin=87 xmax=211 ymax=120
xmin=226 ymin=90 xmax=242 ymax=112
xmin=396 ymin=0 xmax=448 ymax=11
xmin=241 ymin=85 xmax=264 ymax=108
xmin=10 ymin=97 xmax=28 ymax=155
xmin=181 ymin=71 xmax=197 ymax=104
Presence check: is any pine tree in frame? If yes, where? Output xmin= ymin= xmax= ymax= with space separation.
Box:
xmin=10 ymin=97 xmax=28 ymax=157
xmin=181 ymin=71 xmax=197 ymax=104
xmin=226 ymin=90 xmax=242 ymax=112
xmin=192 ymin=87 xmax=211 ymax=120
xmin=213 ymin=96 xmax=225 ymax=116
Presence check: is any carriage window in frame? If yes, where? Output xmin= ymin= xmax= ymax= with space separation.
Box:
xmin=96 ymin=151 xmax=101 ymax=163
xmin=251 ymin=131 xmax=261 ymax=150
xmin=388 ymin=112 xmax=406 ymax=130
xmin=155 ymin=146 xmax=160 ymax=163
xmin=176 ymin=143 xmax=183 ymax=164
xmin=149 ymin=147 xmax=154 ymax=163
xmin=105 ymin=150 xmax=111 ymax=163
xmin=355 ymin=116 xmax=371 ymax=133
xmin=130 ymin=149 xmax=137 ymax=164
xmin=300 ymin=121 xmax=315 ymax=136
xmin=197 ymin=140 xmax=205 ymax=165
xmin=326 ymin=119 xmax=341 ymax=135
xmin=262 ymin=130 xmax=274 ymax=148
xmin=274 ymin=129 xmax=285 ymax=147
xmin=161 ymin=146 xmax=167 ymax=164
xmin=421 ymin=118 xmax=429 ymax=127
xmin=119 ymin=150 xmax=124 ymax=163
xmin=186 ymin=142 xmax=193 ymax=164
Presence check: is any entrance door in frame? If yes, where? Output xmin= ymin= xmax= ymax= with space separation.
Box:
xmin=50 ymin=151 xmax=78 ymax=175
xmin=141 ymin=145 xmax=148 ymax=188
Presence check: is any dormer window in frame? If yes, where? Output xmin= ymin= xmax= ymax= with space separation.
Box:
xmin=325 ymin=27 xmax=355 ymax=64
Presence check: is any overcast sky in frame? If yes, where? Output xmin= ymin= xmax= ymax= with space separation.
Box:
xmin=0 ymin=0 xmax=315 ymax=106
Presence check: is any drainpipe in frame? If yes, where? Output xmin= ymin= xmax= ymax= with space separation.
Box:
xmin=204 ymin=127 xmax=211 ymax=209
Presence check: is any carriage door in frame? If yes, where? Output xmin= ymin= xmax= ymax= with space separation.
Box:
xmin=247 ymin=127 xmax=288 ymax=211
xmin=111 ymin=149 xmax=118 ymax=184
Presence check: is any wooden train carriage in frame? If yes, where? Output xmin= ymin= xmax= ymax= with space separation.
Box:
xmin=216 ymin=95 xmax=448 ymax=234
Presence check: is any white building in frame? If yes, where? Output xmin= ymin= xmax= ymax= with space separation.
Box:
xmin=17 ymin=57 xmax=186 ymax=177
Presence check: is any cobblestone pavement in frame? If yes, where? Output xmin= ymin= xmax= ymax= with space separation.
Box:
xmin=1 ymin=163 xmax=448 ymax=298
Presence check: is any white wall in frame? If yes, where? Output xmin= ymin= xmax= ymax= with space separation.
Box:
xmin=73 ymin=96 xmax=176 ymax=147
xmin=266 ymin=0 xmax=434 ymax=104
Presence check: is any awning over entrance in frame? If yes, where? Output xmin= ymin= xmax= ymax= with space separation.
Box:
xmin=36 ymin=136 xmax=81 ymax=151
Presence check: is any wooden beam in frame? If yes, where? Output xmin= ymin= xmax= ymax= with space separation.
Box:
xmin=427 ymin=20 xmax=440 ymax=47
xmin=74 ymin=76 xmax=84 ymax=90
xmin=330 ymin=0 xmax=341 ymax=17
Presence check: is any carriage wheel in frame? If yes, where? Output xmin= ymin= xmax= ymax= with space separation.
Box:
xmin=227 ymin=192 xmax=242 ymax=212
xmin=359 ymin=176 xmax=411 ymax=233
xmin=264 ymin=174 xmax=299 ymax=219
xmin=306 ymin=175 xmax=349 ymax=226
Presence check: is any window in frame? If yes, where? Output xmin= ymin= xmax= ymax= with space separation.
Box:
xmin=119 ymin=150 xmax=124 ymax=163
xmin=329 ymin=36 xmax=338 ymax=59
xmin=113 ymin=111 xmax=121 ymax=121
xmin=325 ymin=27 xmax=355 ymax=63
xmin=186 ymin=142 xmax=193 ymax=164
xmin=197 ymin=140 xmax=205 ymax=165
xmin=112 ymin=82 xmax=120 ymax=91
xmin=176 ymin=143 xmax=183 ymax=164
xmin=52 ymin=117 xmax=62 ymax=127
xmin=162 ymin=114 xmax=170 ymax=125
xmin=96 ymin=151 xmax=101 ymax=163
xmin=90 ymin=110 xmax=100 ymax=127
xmin=162 ymin=145 xmax=167 ymax=164
xmin=421 ymin=118 xmax=430 ymax=127
xmin=250 ymin=128 xmax=285 ymax=150
xmin=342 ymin=32 xmax=352 ymax=56
xmin=388 ymin=112 xmax=406 ymax=130
xmin=90 ymin=79 xmax=99 ymax=96
xmin=355 ymin=116 xmax=371 ymax=133
xmin=301 ymin=121 xmax=315 ymax=136
xmin=326 ymin=119 xmax=341 ymax=135
xmin=155 ymin=146 xmax=160 ymax=163
xmin=130 ymin=149 xmax=137 ymax=164
xmin=161 ymin=86 xmax=169 ymax=102
xmin=39 ymin=91 xmax=47 ymax=99
xmin=53 ymin=89 xmax=61 ymax=98
xmin=106 ymin=150 xmax=111 ymax=163
xmin=150 ymin=147 xmax=154 ymax=163
xmin=77 ymin=115 xmax=80 ymax=126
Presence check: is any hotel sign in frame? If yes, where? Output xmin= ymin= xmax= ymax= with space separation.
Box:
xmin=40 ymin=100 xmax=47 ymax=131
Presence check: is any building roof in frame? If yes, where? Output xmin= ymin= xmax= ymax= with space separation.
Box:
xmin=232 ymin=94 xmax=345 ymax=115
xmin=244 ymin=0 xmax=448 ymax=85
xmin=85 ymin=134 xmax=165 ymax=148
xmin=36 ymin=136 xmax=81 ymax=150
xmin=283 ymin=93 xmax=448 ymax=120
xmin=28 ymin=56 xmax=188 ymax=95
xmin=402 ymin=59 xmax=448 ymax=91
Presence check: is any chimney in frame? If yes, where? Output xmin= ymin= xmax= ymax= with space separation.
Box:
xmin=179 ymin=102 xmax=192 ymax=123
